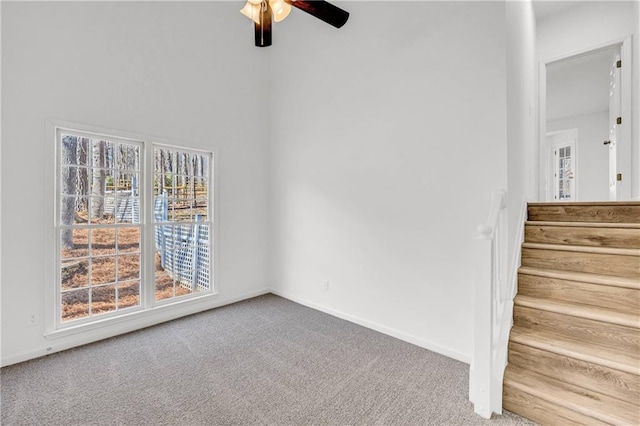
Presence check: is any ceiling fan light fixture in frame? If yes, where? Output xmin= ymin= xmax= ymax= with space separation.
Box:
xmin=240 ymin=0 xmax=349 ymax=47
xmin=240 ymin=1 xmax=261 ymax=24
xmin=269 ymin=0 xmax=291 ymax=22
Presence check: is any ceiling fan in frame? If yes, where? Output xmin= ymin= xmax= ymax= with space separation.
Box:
xmin=240 ymin=0 xmax=349 ymax=47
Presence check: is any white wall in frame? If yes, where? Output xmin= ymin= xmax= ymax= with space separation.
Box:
xmin=635 ymin=0 xmax=640 ymax=199
xmin=506 ymin=0 xmax=537 ymax=276
xmin=537 ymin=1 xmax=636 ymax=61
xmin=0 ymin=0 xmax=3 ymax=368
xmin=1 ymin=2 xmax=270 ymax=365
xmin=268 ymin=2 xmax=508 ymax=362
xmin=537 ymin=0 xmax=638 ymax=198
xmin=548 ymin=112 xmax=610 ymax=201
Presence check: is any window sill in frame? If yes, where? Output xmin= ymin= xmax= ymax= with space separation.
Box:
xmin=44 ymin=292 xmax=219 ymax=340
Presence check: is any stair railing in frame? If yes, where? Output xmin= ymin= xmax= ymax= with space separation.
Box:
xmin=470 ymin=189 xmax=508 ymax=419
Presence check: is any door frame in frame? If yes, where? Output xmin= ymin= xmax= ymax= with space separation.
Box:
xmin=538 ymin=35 xmax=632 ymax=201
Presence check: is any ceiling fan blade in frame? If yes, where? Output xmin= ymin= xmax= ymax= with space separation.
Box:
xmin=255 ymin=1 xmax=273 ymax=47
xmin=284 ymin=0 xmax=349 ymax=28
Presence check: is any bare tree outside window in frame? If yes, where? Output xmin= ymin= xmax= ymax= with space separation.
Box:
xmin=90 ymin=140 xmax=106 ymax=219
xmin=60 ymin=135 xmax=78 ymax=249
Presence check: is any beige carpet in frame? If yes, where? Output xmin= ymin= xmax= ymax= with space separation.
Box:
xmin=1 ymin=294 xmax=536 ymax=425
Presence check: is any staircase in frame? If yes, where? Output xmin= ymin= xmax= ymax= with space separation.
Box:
xmin=503 ymin=202 xmax=640 ymax=425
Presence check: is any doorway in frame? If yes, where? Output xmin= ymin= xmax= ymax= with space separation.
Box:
xmin=546 ymin=130 xmax=578 ymax=201
xmin=539 ymin=38 xmax=632 ymax=202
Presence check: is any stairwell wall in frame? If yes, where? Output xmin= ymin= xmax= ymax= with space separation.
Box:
xmin=506 ymin=0 xmax=537 ymax=277
xmin=268 ymin=1 xmax=508 ymax=362
xmin=635 ymin=0 xmax=640 ymax=200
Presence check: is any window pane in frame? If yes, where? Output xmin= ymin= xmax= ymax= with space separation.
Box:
xmin=61 ymin=196 xmax=89 ymax=225
xmin=60 ymin=229 xmax=89 ymax=259
xmin=116 ymin=144 xmax=140 ymax=172
xmin=89 ymin=196 xmax=112 ymax=224
xmin=194 ymin=225 xmax=211 ymax=291
xmin=60 ymin=135 xmax=80 ymax=166
xmin=117 ymin=227 xmax=140 ymax=253
xmin=168 ymin=197 xmax=178 ymax=222
xmin=200 ymin=155 xmax=209 ymax=175
xmin=91 ymin=256 xmax=116 ymax=285
xmin=117 ymin=254 xmax=140 ymax=281
xmin=152 ymin=147 xmax=212 ymax=303
xmin=153 ymin=195 xmax=169 ymax=223
xmin=114 ymin=195 xmax=139 ymax=224
xmin=61 ymin=260 xmax=89 ymax=290
xmin=91 ymin=168 xmax=109 ymax=195
xmin=174 ymin=198 xmax=193 ymax=222
xmin=118 ymin=281 xmax=140 ymax=310
xmin=60 ymin=166 xmax=85 ymax=196
xmin=62 ymin=289 xmax=90 ymax=322
xmin=196 ymin=188 xmax=208 ymax=211
xmin=91 ymin=228 xmax=116 ymax=256
xmin=155 ymin=273 xmax=174 ymax=301
xmin=91 ymin=139 xmax=116 ymax=168
xmin=92 ymin=285 xmax=116 ymax=316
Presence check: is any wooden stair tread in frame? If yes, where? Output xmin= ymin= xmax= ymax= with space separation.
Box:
xmin=517 ymin=271 xmax=640 ymax=315
xmin=510 ymin=328 xmax=640 ymax=375
xmin=525 ymin=224 xmax=640 ymax=249
xmin=508 ymin=341 xmax=640 ymax=406
xmin=527 ymin=203 xmax=640 ymax=224
xmin=503 ymin=384 xmax=611 ymax=425
xmin=504 ymin=364 xmax=640 ymax=425
xmin=526 ymin=220 xmax=640 ymax=229
xmin=514 ymin=304 xmax=639 ymax=355
xmin=522 ymin=242 xmax=640 ymax=256
xmin=518 ymin=266 xmax=640 ymax=290
xmin=528 ymin=201 xmax=640 ymax=207
xmin=514 ymin=294 xmax=640 ymax=329
xmin=521 ymin=247 xmax=640 ymax=278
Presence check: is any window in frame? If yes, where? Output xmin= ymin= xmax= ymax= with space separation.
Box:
xmin=55 ymin=127 xmax=213 ymax=328
xmin=153 ymin=147 xmax=211 ymax=301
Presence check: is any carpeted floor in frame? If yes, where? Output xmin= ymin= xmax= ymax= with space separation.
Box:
xmin=1 ymin=294 xmax=536 ymax=425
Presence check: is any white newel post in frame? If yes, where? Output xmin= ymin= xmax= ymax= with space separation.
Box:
xmin=471 ymin=190 xmax=507 ymax=419
xmin=473 ymin=223 xmax=494 ymax=419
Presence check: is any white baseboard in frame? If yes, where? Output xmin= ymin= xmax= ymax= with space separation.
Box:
xmin=1 ymin=288 xmax=271 ymax=367
xmin=4 ymin=287 xmax=472 ymax=367
xmin=270 ymin=289 xmax=471 ymax=364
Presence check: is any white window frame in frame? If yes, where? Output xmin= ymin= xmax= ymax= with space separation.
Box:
xmin=44 ymin=122 xmax=217 ymax=337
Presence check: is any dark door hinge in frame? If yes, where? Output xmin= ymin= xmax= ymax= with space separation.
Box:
xmin=617 ymin=60 xmax=622 ymax=68
xmin=617 ymin=117 xmax=622 ymax=125
xmin=617 ymin=173 xmax=622 ymax=181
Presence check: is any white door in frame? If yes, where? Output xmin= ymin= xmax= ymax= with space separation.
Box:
xmin=554 ymin=140 xmax=576 ymax=201
xmin=608 ymin=49 xmax=621 ymax=200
